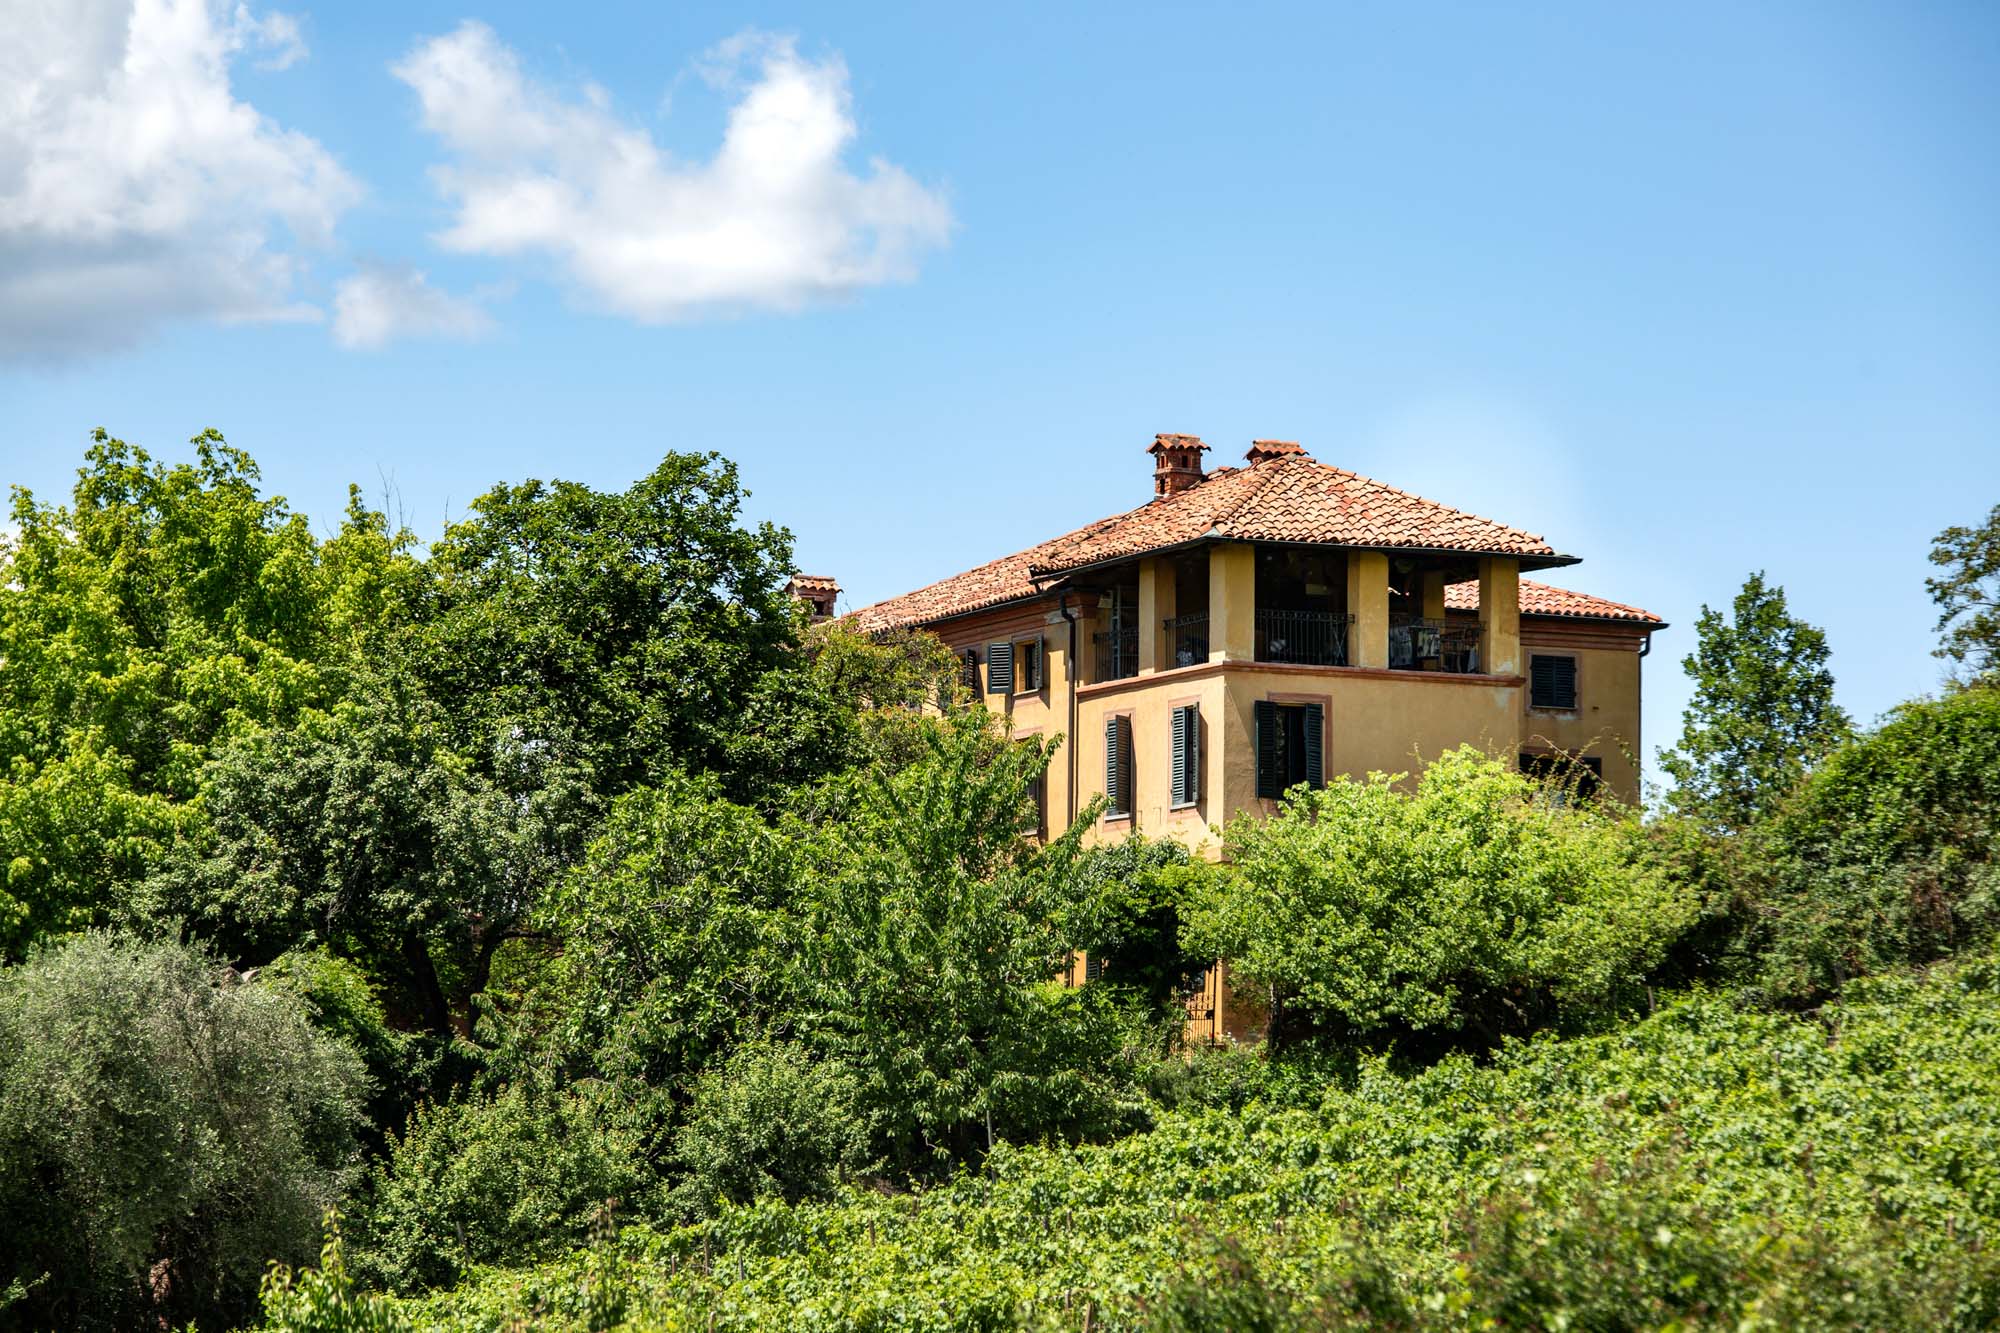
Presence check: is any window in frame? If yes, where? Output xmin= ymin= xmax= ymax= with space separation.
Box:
xmin=960 ymin=648 xmax=980 ymax=692
xmin=1169 ymin=703 xmax=1201 ymax=808
xmin=1529 ymin=654 xmax=1578 ymax=710
xmin=1026 ymin=765 xmax=1048 ymax=839
xmin=1015 ymin=636 xmax=1044 ymax=693
xmin=985 ymin=641 xmax=1013 ymax=694
xmin=1254 ymin=700 xmax=1323 ymax=798
xmin=1084 ymin=954 xmax=1105 ymax=982
xmin=1520 ymin=752 xmax=1603 ymax=802
xmin=1104 ymin=715 xmax=1134 ymax=817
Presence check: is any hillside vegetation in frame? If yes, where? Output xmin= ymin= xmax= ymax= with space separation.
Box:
xmin=1 ymin=437 xmax=1996 ymax=1332
xmin=375 ymin=951 xmax=2000 ymax=1331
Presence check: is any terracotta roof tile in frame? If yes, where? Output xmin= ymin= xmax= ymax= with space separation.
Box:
xmin=851 ymin=444 xmax=1597 ymax=633
xmin=1028 ymin=451 xmax=1558 ymax=578
xmin=1448 ymin=578 xmax=1663 ymax=625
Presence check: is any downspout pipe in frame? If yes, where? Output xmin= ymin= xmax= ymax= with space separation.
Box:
xmin=1058 ymin=592 xmax=1079 ymax=827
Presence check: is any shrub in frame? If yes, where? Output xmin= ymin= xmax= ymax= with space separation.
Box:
xmin=259 ymin=947 xmax=456 ymax=1152
xmin=354 ymin=1081 xmax=656 ymax=1293
xmin=670 ymin=1042 xmax=871 ymax=1216
xmin=1185 ymin=747 xmax=1696 ymax=1046
xmin=1746 ymin=687 xmax=2000 ymax=1001
xmin=0 ymin=932 xmax=367 ymax=1331
xmin=260 ymin=1214 xmax=414 ymax=1333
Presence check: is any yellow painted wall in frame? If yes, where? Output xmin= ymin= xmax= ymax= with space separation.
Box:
xmin=1213 ymin=665 xmax=1524 ymax=821
xmin=1071 ymin=661 xmax=1526 ymax=856
xmin=1518 ymin=633 xmax=1647 ymax=803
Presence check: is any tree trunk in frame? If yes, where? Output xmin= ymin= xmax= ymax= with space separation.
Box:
xmin=402 ymin=933 xmax=455 ymax=1039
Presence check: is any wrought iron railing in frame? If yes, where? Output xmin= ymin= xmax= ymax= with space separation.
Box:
xmin=1255 ymin=609 xmax=1353 ymax=667
xmin=1390 ymin=615 xmax=1483 ymax=673
xmin=1163 ymin=613 xmax=1209 ymax=668
xmin=1094 ymin=626 xmax=1139 ymax=682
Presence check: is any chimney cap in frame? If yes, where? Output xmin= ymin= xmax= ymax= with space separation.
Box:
xmin=1246 ymin=439 xmax=1308 ymax=464
xmin=1147 ymin=433 xmax=1209 ymax=454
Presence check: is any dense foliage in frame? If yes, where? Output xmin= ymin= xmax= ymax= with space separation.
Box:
xmin=1187 ymin=748 xmax=1692 ymax=1047
xmin=0 ymin=934 xmax=367 ymax=1331
xmin=3 ymin=432 xmax=1996 ymax=1333
xmin=1738 ymin=685 xmax=2000 ymax=1002
xmin=376 ymin=948 xmax=2000 ymax=1330
xmin=1928 ymin=501 xmax=2000 ymax=684
xmin=1658 ymin=571 xmax=1850 ymax=832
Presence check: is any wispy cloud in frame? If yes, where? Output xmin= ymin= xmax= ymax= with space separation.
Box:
xmin=0 ymin=0 xmax=358 ymax=362
xmin=331 ymin=262 xmax=493 ymax=349
xmin=392 ymin=23 xmax=953 ymax=323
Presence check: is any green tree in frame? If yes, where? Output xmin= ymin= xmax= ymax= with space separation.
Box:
xmin=1185 ymin=747 xmax=1693 ymax=1046
xmin=1928 ymin=502 xmax=2000 ymax=685
xmin=798 ymin=712 xmax=1139 ymax=1171
xmin=1744 ymin=687 xmax=2000 ymax=1001
xmin=0 ymin=933 xmax=367 ymax=1332
xmin=150 ymin=686 xmax=592 ymax=1038
xmin=1658 ymin=572 xmax=1851 ymax=832
xmin=410 ymin=454 xmax=799 ymax=798
xmin=534 ymin=769 xmax=807 ymax=1093
xmin=0 ymin=431 xmax=416 ymax=953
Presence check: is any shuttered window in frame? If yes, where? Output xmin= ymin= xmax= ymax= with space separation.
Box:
xmin=1015 ymin=636 xmax=1044 ymax=692
xmin=1170 ymin=703 xmax=1200 ymax=808
xmin=959 ymin=648 xmax=980 ymax=692
xmin=1530 ymin=654 xmax=1578 ymax=710
xmin=1255 ymin=700 xmax=1325 ymax=798
xmin=1104 ymin=715 xmax=1133 ymax=817
xmin=985 ymin=641 xmax=1012 ymax=695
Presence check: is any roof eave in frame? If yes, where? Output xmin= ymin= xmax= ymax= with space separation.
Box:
xmin=1033 ymin=538 xmax=1581 ymax=583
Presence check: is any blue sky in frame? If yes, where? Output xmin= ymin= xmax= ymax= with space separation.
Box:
xmin=4 ymin=1 xmax=1997 ymax=787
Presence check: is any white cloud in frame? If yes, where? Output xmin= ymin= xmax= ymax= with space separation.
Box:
xmin=331 ymin=262 xmax=493 ymax=349
xmin=392 ymin=24 xmax=952 ymax=323
xmin=0 ymin=0 xmax=357 ymax=361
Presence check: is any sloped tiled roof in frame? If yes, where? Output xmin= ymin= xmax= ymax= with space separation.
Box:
xmin=848 ymin=514 xmax=1128 ymax=633
xmin=1447 ymin=579 xmax=1664 ymax=625
xmin=1026 ymin=452 xmax=1559 ymax=578
xmin=851 ymin=443 xmax=1588 ymax=633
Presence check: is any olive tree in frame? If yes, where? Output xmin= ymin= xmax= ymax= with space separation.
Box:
xmin=0 ymin=933 xmax=367 ymax=1331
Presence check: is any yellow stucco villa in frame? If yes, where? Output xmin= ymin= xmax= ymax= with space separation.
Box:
xmin=847 ymin=432 xmax=1663 ymax=835
xmin=835 ymin=433 xmax=1666 ymax=1039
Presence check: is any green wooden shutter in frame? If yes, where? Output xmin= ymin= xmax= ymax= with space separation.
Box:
xmin=1105 ymin=715 xmax=1128 ymax=814
xmin=986 ymin=641 xmax=1012 ymax=694
xmin=1170 ymin=705 xmax=1189 ymax=806
xmin=1530 ymin=655 xmax=1578 ymax=709
xmin=1171 ymin=703 xmax=1200 ymax=806
xmin=1303 ymin=701 xmax=1324 ymax=789
xmin=960 ymin=648 xmax=980 ymax=691
xmin=1552 ymin=656 xmax=1576 ymax=708
xmin=1254 ymin=700 xmax=1280 ymax=798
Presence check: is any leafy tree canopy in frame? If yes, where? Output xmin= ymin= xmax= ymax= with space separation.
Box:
xmin=1928 ymin=501 xmax=2000 ymax=685
xmin=0 ymin=431 xmax=416 ymax=954
xmin=0 ymin=933 xmax=367 ymax=1332
xmin=1658 ymin=571 xmax=1851 ymax=833
xmin=1186 ymin=747 xmax=1693 ymax=1047
xmin=409 ymin=454 xmax=799 ymax=796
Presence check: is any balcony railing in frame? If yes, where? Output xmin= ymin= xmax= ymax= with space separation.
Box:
xmin=1255 ymin=609 xmax=1353 ymax=667
xmin=1390 ymin=615 xmax=1483 ymax=673
xmin=1163 ymin=613 xmax=1209 ymax=669
xmin=1094 ymin=626 xmax=1138 ymax=682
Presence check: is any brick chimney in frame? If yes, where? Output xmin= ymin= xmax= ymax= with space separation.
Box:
xmin=786 ymin=574 xmax=840 ymax=623
xmin=1147 ymin=433 xmax=1209 ymax=496
xmin=1245 ymin=439 xmax=1307 ymax=466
